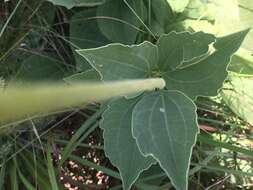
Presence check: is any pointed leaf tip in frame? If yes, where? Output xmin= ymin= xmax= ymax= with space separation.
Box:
xmin=101 ymin=98 xmax=155 ymax=190
xmin=132 ymin=90 xmax=198 ymax=190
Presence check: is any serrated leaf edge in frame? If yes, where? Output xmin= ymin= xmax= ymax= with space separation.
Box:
xmin=76 ymin=41 xmax=159 ymax=82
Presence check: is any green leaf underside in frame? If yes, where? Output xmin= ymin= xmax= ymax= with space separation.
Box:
xmin=97 ymin=0 xmax=146 ymax=44
xmin=77 ymin=42 xmax=158 ymax=80
xmin=162 ymin=29 xmax=249 ymax=99
xmin=46 ymin=0 xmax=105 ymax=9
xmin=157 ymin=31 xmax=215 ymax=70
xmin=132 ymin=90 xmax=198 ymax=190
xmin=101 ymin=98 xmax=155 ymax=190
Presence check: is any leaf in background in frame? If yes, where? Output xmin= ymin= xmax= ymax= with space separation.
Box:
xmin=36 ymin=1 xmax=56 ymax=25
xmin=77 ymin=41 xmax=158 ymax=80
xmin=212 ymin=0 xmax=240 ymax=35
xmin=162 ymin=29 xmax=249 ymax=99
xmin=182 ymin=0 xmax=216 ymax=21
xmin=11 ymin=55 xmax=66 ymax=82
xmin=70 ymin=8 xmax=111 ymax=71
xmin=149 ymin=0 xmax=174 ymax=35
xmin=178 ymin=0 xmax=241 ymax=36
xmin=238 ymin=0 xmax=253 ymax=51
xmin=229 ymin=48 xmax=253 ymax=76
xmin=97 ymin=0 xmax=146 ymax=44
xmin=64 ymin=69 xmax=100 ymax=83
xmin=167 ymin=0 xmax=189 ymax=12
xmin=157 ymin=31 xmax=215 ymax=70
xmin=175 ymin=19 xmax=218 ymax=34
xmin=205 ymin=0 xmax=253 ymax=74
xmin=46 ymin=0 xmax=105 ymax=9
xmin=26 ymin=1 xmax=56 ymax=49
xmin=101 ymin=98 xmax=155 ymax=190
xmin=132 ymin=91 xmax=198 ymax=190
xmin=221 ymin=76 xmax=253 ymax=126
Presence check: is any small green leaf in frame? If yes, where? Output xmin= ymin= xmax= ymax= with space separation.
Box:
xmin=77 ymin=42 xmax=158 ymax=80
xmin=132 ymin=90 xmax=198 ymax=190
xmin=46 ymin=0 xmax=105 ymax=9
xmin=101 ymin=98 xmax=155 ymax=190
xmin=162 ymin=29 xmax=249 ymax=99
xmin=157 ymin=31 xmax=215 ymax=70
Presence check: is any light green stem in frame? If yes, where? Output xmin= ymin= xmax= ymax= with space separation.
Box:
xmin=0 ymin=78 xmax=165 ymax=125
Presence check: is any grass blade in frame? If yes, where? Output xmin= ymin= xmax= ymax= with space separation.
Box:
xmin=18 ymin=170 xmax=36 ymax=190
xmin=0 ymin=160 xmax=6 ymax=190
xmin=47 ymin=143 xmax=59 ymax=190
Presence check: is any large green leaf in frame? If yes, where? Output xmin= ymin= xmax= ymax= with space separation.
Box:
xmin=221 ymin=76 xmax=253 ymax=126
xmin=96 ymin=0 xmax=146 ymax=44
xmin=46 ymin=0 xmax=105 ymax=9
xmin=77 ymin=30 xmax=248 ymax=99
xmin=157 ymin=31 xmax=215 ymax=70
xmin=132 ymin=90 xmax=198 ymax=190
xmin=162 ymin=29 xmax=249 ymax=99
xmin=77 ymin=41 xmax=158 ymax=80
xmin=101 ymin=98 xmax=155 ymax=190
